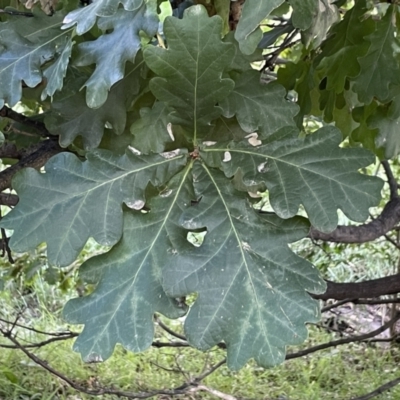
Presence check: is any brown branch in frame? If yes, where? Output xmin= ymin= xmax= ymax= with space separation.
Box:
xmin=0 ymin=143 xmax=25 ymax=159
xmin=286 ymin=312 xmax=400 ymax=360
xmin=0 ymin=193 xmax=18 ymax=206
xmin=0 ymin=106 xmax=48 ymax=137
xmin=0 ymin=138 xmax=63 ymax=192
xmin=309 ymin=197 xmax=400 ymax=243
xmin=0 ymin=317 xmax=76 ymax=336
xmin=351 ymin=375 xmax=400 ymax=400
xmin=311 ymin=273 xmax=400 ymax=300
xmin=321 ymin=298 xmax=357 ymax=312
xmin=381 ymin=160 xmax=399 ymax=199
xmin=322 ymin=298 xmax=400 ymax=312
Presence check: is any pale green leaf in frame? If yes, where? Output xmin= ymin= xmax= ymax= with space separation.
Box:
xmin=0 ymin=12 xmax=72 ymax=107
xmin=235 ymin=0 xmax=285 ymax=54
xmin=144 ymin=5 xmax=235 ymax=139
xmin=41 ymin=38 xmax=74 ymax=100
xmin=63 ymin=168 xmax=194 ymax=361
xmin=220 ymin=71 xmax=299 ymax=138
xmin=74 ymin=7 xmax=158 ymax=108
xmin=352 ymin=6 xmax=400 ymax=103
xmin=130 ymin=102 xmax=173 ymax=154
xmin=289 ymin=0 xmax=318 ymax=30
xmin=163 ymin=162 xmax=325 ymax=369
xmin=302 ymin=0 xmax=339 ymax=49
xmin=1 ymin=149 xmax=187 ymax=267
xmin=201 ymin=126 xmax=383 ymax=232
xmin=62 ymin=0 xmax=143 ymax=34
xmin=45 ymin=63 xmax=141 ymax=149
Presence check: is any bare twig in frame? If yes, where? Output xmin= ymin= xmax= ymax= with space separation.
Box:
xmin=0 ymin=324 xmax=228 ymax=399
xmin=0 ymin=316 xmax=76 ymax=337
xmin=156 ymin=317 xmax=187 ymax=341
xmin=152 ymin=341 xmax=189 ymax=348
xmin=321 ymin=298 xmax=357 ymax=313
xmin=0 ymin=8 xmax=33 ymax=16
xmin=194 ymin=384 xmax=237 ymax=400
xmin=0 ymin=332 xmax=78 ymax=349
xmin=351 ymin=375 xmax=400 ymax=400
xmin=286 ymin=312 xmax=400 ymax=360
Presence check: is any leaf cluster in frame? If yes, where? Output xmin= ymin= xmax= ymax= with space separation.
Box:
xmin=0 ymin=0 xmax=389 ymax=370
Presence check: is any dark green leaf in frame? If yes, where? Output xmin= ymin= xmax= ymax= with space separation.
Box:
xmin=201 ymin=126 xmax=383 ymax=232
xmin=221 ymin=71 xmax=299 ymax=138
xmin=367 ymin=96 xmax=400 ymax=159
xmin=317 ymin=1 xmax=374 ymax=94
xmin=130 ymin=102 xmax=173 ymax=154
xmin=144 ymin=5 xmax=235 ymax=138
xmin=352 ymin=6 xmax=400 ymax=103
xmin=163 ymin=162 xmax=324 ymax=369
xmin=45 ymin=63 xmax=141 ymax=149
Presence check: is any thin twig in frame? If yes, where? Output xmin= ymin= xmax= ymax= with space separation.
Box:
xmin=194 ymin=384 xmax=237 ymax=400
xmin=286 ymin=312 xmax=400 ymax=360
xmin=0 ymin=326 xmax=227 ymax=399
xmin=351 ymin=375 xmax=400 ymax=400
xmin=0 ymin=332 xmax=78 ymax=349
xmin=321 ymin=298 xmax=357 ymax=312
xmin=0 ymin=8 xmax=33 ymax=16
xmin=0 ymin=317 xmax=76 ymax=337
xmin=152 ymin=341 xmax=189 ymax=348
xmin=156 ymin=317 xmax=187 ymax=341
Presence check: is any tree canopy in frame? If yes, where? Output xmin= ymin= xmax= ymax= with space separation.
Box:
xmin=1 ymin=0 xmax=400 ymax=381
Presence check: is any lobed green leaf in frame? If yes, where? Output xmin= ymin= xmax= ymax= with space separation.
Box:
xmin=1 ymin=149 xmax=188 ymax=266
xmin=144 ymin=5 xmax=235 ymax=140
xmin=63 ymin=168 xmax=194 ymax=361
xmin=201 ymin=126 xmax=383 ymax=232
xmin=163 ymin=162 xmax=325 ymax=369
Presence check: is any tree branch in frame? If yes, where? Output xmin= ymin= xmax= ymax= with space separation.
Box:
xmin=309 ymin=197 xmax=400 ymax=243
xmin=286 ymin=312 xmax=400 ymax=360
xmin=351 ymin=375 xmax=400 ymax=400
xmin=312 ymin=273 xmax=400 ymax=300
xmin=381 ymin=160 xmax=399 ymax=199
xmin=0 ymin=138 xmax=63 ymax=192
xmin=0 ymin=106 xmax=49 ymax=137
